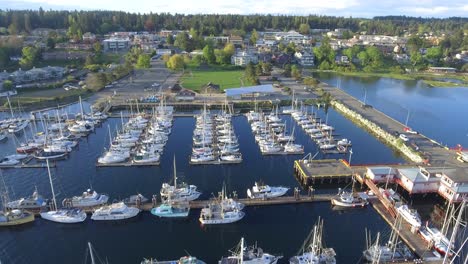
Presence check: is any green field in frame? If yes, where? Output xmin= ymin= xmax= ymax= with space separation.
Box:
xmin=422 ymin=80 xmax=463 ymax=88
xmin=181 ymin=70 xmax=246 ymax=92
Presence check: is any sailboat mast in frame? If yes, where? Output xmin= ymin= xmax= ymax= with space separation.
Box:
xmin=46 ymin=159 xmax=58 ymax=211
xmin=173 ymin=157 xmax=177 ymax=188
xmin=443 ymin=199 xmax=467 ymax=263
xmin=88 ymin=242 xmax=96 ymax=264
xmin=79 ymin=96 xmax=84 ymax=119
xmin=405 ymin=110 xmax=410 ymax=127
xmin=7 ymin=96 xmax=14 ymax=118
xmin=240 ymin=237 xmax=244 ymax=264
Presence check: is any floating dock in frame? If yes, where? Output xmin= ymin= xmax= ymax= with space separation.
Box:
xmin=96 ymin=161 xmax=161 ymax=167
xmin=188 ymin=158 xmax=242 ymax=165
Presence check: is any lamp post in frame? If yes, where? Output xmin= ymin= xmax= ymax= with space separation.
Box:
xmin=348 ymin=148 xmax=353 ymax=166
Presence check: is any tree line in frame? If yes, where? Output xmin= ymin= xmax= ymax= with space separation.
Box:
xmin=1 ymin=9 xmax=466 ymax=37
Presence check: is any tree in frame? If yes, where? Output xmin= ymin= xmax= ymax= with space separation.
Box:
xmin=136 ymin=54 xmax=151 ymax=68
xmin=255 ymin=63 xmax=263 ymax=76
xmin=298 ymin=23 xmax=310 ymax=35
xmin=85 ymin=72 xmax=108 ymax=91
xmin=202 ymin=44 xmax=216 ymax=64
xmin=7 ymin=24 xmax=17 ymax=35
xmin=19 ymin=46 xmax=40 ymax=69
xmin=166 ymin=35 xmax=174 ymax=45
xmin=303 ymin=77 xmax=319 ymax=87
xmin=2 ymin=80 xmax=13 ymax=91
xmin=245 ymin=62 xmax=257 ymax=84
xmin=174 ymin=32 xmax=192 ymax=52
xmin=357 ymin=51 xmax=370 ymax=66
xmin=223 ymin=43 xmax=235 ymax=58
xmin=167 ymin=54 xmax=185 ymax=70
xmin=291 ymin=65 xmax=301 ymax=80
xmin=410 ymin=51 xmax=424 ymax=68
xmin=99 ymin=22 xmax=113 ymax=34
xmin=283 ymin=64 xmax=291 ymax=77
xmin=0 ymin=48 xmax=9 ymax=68
xmin=262 ymin=62 xmax=272 ymax=75
xmin=365 ymin=46 xmax=383 ymax=68
xmin=85 ymin=55 xmax=95 ymax=66
xmin=144 ymin=18 xmax=155 ymax=32
xmin=407 ymin=35 xmax=423 ymax=53
xmin=425 ymin=46 xmax=442 ymax=63
xmin=250 ymin=29 xmax=259 ymax=45
xmin=46 ymin=37 xmax=55 ymax=49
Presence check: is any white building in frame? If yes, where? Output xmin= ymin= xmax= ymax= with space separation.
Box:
xmin=275 ymin=31 xmax=308 ymax=44
xmin=82 ymin=32 xmax=96 ymax=42
xmin=231 ymin=51 xmax=258 ymax=66
xmin=102 ymin=38 xmax=131 ymax=51
xmin=436 ymin=168 xmax=468 ymax=203
xmin=294 ymin=51 xmax=315 ymax=66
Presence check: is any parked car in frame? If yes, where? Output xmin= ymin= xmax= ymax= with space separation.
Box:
xmin=399 ymin=134 xmax=409 ymax=142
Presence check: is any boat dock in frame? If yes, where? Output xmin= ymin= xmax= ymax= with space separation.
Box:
xmin=29 ymin=194 xmax=333 ymax=216
xmin=96 ymin=161 xmax=160 ymax=167
xmin=262 ymin=150 xmax=305 ymax=156
xmin=0 ymin=156 xmax=58 ymax=169
xmin=188 ymin=158 xmax=242 ymax=165
xmin=293 ymin=159 xmax=360 ymax=185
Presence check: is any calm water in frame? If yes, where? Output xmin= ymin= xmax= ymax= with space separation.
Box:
xmin=1 ymin=73 xmax=466 ymax=263
xmin=312 ymin=72 xmax=468 ymax=148
xmin=0 ymin=111 xmax=402 ymax=264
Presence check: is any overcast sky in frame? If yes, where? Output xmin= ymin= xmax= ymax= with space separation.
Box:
xmin=3 ymin=0 xmax=468 ymax=18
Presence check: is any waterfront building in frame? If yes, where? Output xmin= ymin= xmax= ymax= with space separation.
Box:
xmin=102 ymin=37 xmax=131 ymax=52
xmin=294 ymin=51 xmax=315 ymax=66
xmin=231 ymin=51 xmax=258 ymax=66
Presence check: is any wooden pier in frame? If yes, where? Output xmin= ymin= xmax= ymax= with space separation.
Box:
xmin=262 ymin=150 xmax=305 ymax=156
xmin=293 ymin=159 xmax=362 ymax=185
xmin=188 ymin=159 xmax=242 ymax=165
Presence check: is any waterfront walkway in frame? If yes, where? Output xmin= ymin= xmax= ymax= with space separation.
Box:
xmin=320 ymin=84 xmax=465 ymax=168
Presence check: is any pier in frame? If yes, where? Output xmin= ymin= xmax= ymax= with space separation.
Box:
xmin=293 ymin=159 xmax=359 ymax=185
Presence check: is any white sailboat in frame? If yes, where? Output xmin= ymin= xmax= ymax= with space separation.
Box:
xmin=40 ymin=160 xmax=87 ymax=223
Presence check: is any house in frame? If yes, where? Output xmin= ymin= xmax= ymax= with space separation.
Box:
xmin=276 ymin=31 xmax=307 ymax=45
xmin=202 ymin=82 xmax=221 ymax=93
xmin=159 ymin=30 xmax=174 ymax=38
xmin=175 ymin=89 xmax=196 ymax=101
xmin=427 ymin=67 xmax=457 ymax=73
xmin=171 ymin=83 xmax=183 ymax=93
xmin=231 ymin=51 xmax=258 ymax=66
xmin=82 ymin=32 xmax=96 ymax=43
xmin=156 ymin=49 xmax=173 ymax=56
xmin=102 ymin=38 xmax=131 ymax=52
xmin=274 ymin=53 xmax=291 ymax=65
xmin=229 ymin=35 xmax=244 ymax=46
xmin=258 ymin=52 xmax=273 ymax=63
xmin=204 ymin=36 xmax=229 ymax=45
xmin=436 ymin=168 xmax=468 ymax=203
xmin=295 ymin=51 xmax=315 ymax=66
xmin=365 ymin=166 xmax=398 ymax=183
xmin=335 ymin=55 xmax=349 ymax=65
xmin=396 ymin=167 xmax=440 ymax=194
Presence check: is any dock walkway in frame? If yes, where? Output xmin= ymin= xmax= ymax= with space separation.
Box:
xmin=294 ymin=159 xmax=360 ymax=185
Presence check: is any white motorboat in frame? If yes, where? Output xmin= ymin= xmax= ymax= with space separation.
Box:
xmin=141 ymin=256 xmax=206 ymax=264
xmin=0 ymin=157 xmax=20 ymax=166
xmin=7 ymin=189 xmax=47 ymax=209
xmin=199 ymin=205 xmax=245 ymax=225
xmin=62 ymin=189 xmax=109 ymax=208
xmin=247 ymin=182 xmax=289 ymax=199
xmin=7 ymin=120 xmax=29 ymax=134
xmin=337 ymin=138 xmax=352 ymax=147
xmin=190 ymin=153 xmax=215 ymax=163
xmin=91 ymin=202 xmax=140 ymax=221
xmin=219 ymin=237 xmax=282 ymax=264
xmin=124 ymin=194 xmax=148 ymax=205
xmin=4 ymin=154 xmax=28 ymax=160
xmin=98 ymin=151 xmax=127 ymax=164
xmin=260 ymin=143 xmax=282 ymax=154
xmin=284 ymin=143 xmax=304 ymax=153
xmin=396 ymin=204 xmax=422 ymax=229
xmin=220 ymin=154 xmax=242 ymax=162
xmin=133 ymin=152 xmax=160 ymax=163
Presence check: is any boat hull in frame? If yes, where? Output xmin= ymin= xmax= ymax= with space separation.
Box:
xmin=0 ymin=212 xmax=35 ymax=226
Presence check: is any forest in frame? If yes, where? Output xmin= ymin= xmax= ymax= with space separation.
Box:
xmin=0 ymin=9 xmax=467 ymax=37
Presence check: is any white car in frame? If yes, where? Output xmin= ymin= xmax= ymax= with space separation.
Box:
xmin=399 ymin=134 xmax=409 ymax=142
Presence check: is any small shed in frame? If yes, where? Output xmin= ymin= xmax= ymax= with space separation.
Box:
xmin=175 ymin=89 xmax=196 ymax=101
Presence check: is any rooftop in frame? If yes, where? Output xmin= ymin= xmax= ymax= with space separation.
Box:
xmin=225 ymin=84 xmax=274 ymax=97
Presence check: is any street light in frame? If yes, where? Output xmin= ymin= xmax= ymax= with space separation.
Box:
xmin=348 ymin=148 xmax=353 ymax=166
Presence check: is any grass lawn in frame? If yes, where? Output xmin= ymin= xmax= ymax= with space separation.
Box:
xmin=1 ymin=88 xmax=90 ymax=109
xmin=181 ymin=70 xmax=247 ymax=92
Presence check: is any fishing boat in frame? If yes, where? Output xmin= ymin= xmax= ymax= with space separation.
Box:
xmin=396 ymin=204 xmax=422 ymax=229
xmin=151 ymin=201 xmax=190 ymax=218
xmin=34 ymin=151 xmax=68 ymax=161
xmin=40 ymin=160 xmax=87 ymax=224
xmin=199 ymin=203 xmax=245 ymax=225
xmin=0 ymin=209 xmax=35 ymax=226
xmin=331 ymin=190 xmax=368 ymax=208
xmin=219 ymin=237 xmax=282 ymax=264
xmin=16 ymin=144 xmax=39 ymax=154
xmin=247 ymin=182 xmax=289 ymax=199
xmin=362 ymin=228 xmax=414 ymax=263
xmin=289 ymin=217 xmax=336 ymax=264
xmin=141 ymin=256 xmax=206 ymax=264
xmin=7 ymin=188 xmax=47 ymax=209
xmin=161 ymin=158 xmax=201 ymax=202
xmin=62 ymin=189 xmax=109 ymax=208
xmin=91 ymin=202 xmax=140 ymax=221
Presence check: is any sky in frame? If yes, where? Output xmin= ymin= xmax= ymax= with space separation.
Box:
xmin=2 ymin=0 xmax=468 ymax=18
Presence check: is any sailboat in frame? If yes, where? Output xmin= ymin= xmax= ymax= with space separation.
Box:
xmin=0 ymin=170 xmax=35 ymax=226
xmin=160 ymin=158 xmax=201 ymax=202
xmin=40 ymin=160 xmax=87 ymax=223
xmin=141 ymin=256 xmax=206 ymax=264
xmin=219 ymin=237 xmax=282 ymax=264
xmin=290 ymin=217 xmax=336 ymax=264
